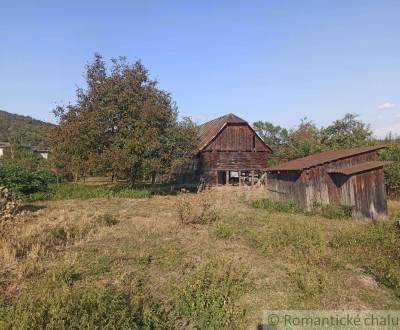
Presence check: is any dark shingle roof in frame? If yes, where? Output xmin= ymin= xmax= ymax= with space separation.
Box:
xmin=267 ymin=145 xmax=386 ymax=171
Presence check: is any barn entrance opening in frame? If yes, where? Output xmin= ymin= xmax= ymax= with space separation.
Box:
xmin=217 ymin=171 xmax=227 ymax=185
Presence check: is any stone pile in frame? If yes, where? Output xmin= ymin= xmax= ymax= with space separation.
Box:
xmin=0 ymin=186 xmax=20 ymax=221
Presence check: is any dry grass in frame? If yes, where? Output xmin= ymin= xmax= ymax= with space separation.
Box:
xmin=1 ymin=187 xmax=400 ymax=328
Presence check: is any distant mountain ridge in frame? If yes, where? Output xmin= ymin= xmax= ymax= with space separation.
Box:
xmin=0 ymin=110 xmax=55 ymax=147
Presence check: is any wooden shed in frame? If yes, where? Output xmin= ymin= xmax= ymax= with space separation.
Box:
xmin=266 ymin=145 xmax=394 ymax=219
xmin=173 ymin=114 xmax=272 ymax=186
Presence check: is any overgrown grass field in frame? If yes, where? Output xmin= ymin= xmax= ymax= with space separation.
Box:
xmin=1 ymin=187 xmax=400 ymax=329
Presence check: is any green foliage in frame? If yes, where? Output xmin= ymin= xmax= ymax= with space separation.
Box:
xmin=45 ymin=183 xmax=153 ymax=200
xmin=251 ymin=198 xmax=302 ymax=214
xmin=51 ymin=53 xmax=198 ymax=184
xmin=1 ymin=280 xmax=172 ymax=330
xmin=288 ymin=117 xmax=323 ymax=159
xmin=380 ymin=141 xmax=400 ymax=198
xmin=310 ymin=202 xmax=353 ymax=219
xmin=0 ymin=164 xmax=56 ymax=197
xmin=330 ymin=221 xmax=400 ymax=294
xmin=321 ymin=113 xmax=372 ymax=149
xmin=250 ymin=221 xmax=323 ymax=257
xmin=174 ymin=260 xmax=248 ymax=329
xmin=252 ymin=121 xmax=289 ymax=150
xmin=290 ymin=266 xmax=328 ymax=299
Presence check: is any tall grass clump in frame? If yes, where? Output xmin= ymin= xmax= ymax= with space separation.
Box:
xmin=176 ymin=190 xmax=220 ymax=226
xmin=174 ymin=260 xmax=249 ymax=329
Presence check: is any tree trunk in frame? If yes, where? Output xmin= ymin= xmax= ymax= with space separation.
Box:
xmin=151 ymin=173 xmax=156 ymax=185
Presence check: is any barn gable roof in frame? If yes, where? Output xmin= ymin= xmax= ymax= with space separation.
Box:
xmin=267 ymin=145 xmax=386 ymax=171
xmin=198 ymin=113 xmax=272 ymax=151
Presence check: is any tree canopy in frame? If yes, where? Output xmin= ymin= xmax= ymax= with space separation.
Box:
xmin=51 ymin=54 xmax=198 ymax=184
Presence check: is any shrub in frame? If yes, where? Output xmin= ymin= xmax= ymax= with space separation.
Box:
xmin=253 ymin=221 xmax=323 ymax=257
xmin=310 ymin=202 xmax=353 ymax=219
xmin=380 ymin=142 xmax=400 ymax=199
xmin=289 ymin=265 xmax=328 ymax=299
xmin=174 ymin=260 xmax=249 ymax=329
xmin=176 ymin=191 xmax=219 ymax=226
xmin=0 ymin=165 xmax=56 ymax=197
xmin=1 ymin=280 xmax=172 ymax=329
xmin=251 ymin=198 xmax=301 ymax=214
xmin=384 ymin=164 xmax=400 ymax=199
xmin=330 ymin=221 xmax=400 ymax=294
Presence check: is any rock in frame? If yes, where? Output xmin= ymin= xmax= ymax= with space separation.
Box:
xmin=0 ymin=186 xmax=21 ymax=222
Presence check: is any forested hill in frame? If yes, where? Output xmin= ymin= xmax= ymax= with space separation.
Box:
xmin=0 ymin=110 xmax=55 ymax=147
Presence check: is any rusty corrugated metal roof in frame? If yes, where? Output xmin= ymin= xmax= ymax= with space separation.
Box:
xmin=328 ymin=161 xmax=394 ymax=175
xmin=198 ymin=114 xmax=247 ymax=150
xmin=267 ymin=145 xmax=386 ymax=171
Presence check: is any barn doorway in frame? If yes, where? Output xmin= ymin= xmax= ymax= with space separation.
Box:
xmin=217 ymin=171 xmax=227 ymax=185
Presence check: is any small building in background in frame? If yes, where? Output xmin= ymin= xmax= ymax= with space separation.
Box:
xmin=0 ymin=143 xmax=49 ymax=160
xmin=173 ymin=114 xmax=272 ymax=186
xmin=266 ymin=145 xmax=394 ymax=219
xmin=32 ymin=148 xmax=50 ymax=160
xmin=0 ymin=142 xmax=10 ymax=158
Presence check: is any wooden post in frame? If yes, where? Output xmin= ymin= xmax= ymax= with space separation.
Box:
xmin=226 ymin=171 xmax=229 ymax=185
xmin=239 ymin=170 xmax=241 ymax=186
xmin=251 ymin=170 xmax=254 ymax=187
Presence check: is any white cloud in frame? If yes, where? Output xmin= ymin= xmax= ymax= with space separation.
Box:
xmin=378 ymin=101 xmax=396 ymax=110
xmin=373 ymin=118 xmax=400 ymax=138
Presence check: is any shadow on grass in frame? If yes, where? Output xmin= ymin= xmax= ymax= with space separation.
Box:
xmin=18 ymin=204 xmax=46 ymax=213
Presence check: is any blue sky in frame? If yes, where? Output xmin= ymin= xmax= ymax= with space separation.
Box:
xmin=1 ymin=0 xmax=399 ymax=137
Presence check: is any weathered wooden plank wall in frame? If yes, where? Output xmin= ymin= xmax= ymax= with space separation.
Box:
xmin=205 ymin=125 xmax=267 ymax=152
xmin=200 ymin=151 xmax=268 ymax=171
xmin=266 ymin=150 xmax=389 ymax=219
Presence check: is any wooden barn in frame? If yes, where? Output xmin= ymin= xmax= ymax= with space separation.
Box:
xmin=173 ymin=114 xmax=272 ymax=186
xmin=266 ymin=145 xmax=394 ymax=219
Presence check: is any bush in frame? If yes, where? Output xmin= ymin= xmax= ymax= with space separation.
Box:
xmin=1 ymin=280 xmax=172 ymax=329
xmin=384 ymin=164 xmax=400 ymax=199
xmin=174 ymin=260 xmax=249 ymax=329
xmin=330 ymin=221 xmax=400 ymax=294
xmin=251 ymin=198 xmax=301 ymax=214
xmin=289 ymin=265 xmax=328 ymax=299
xmin=176 ymin=191 xmax=220 ymax=226
xmin=380 ymin=142 xmax=400 ymax=199
xmin=0 ymin=165 xmax=56 ymax=197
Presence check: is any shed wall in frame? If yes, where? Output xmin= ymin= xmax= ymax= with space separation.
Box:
xmin=266 ymin=150 xmax=388 ymax=219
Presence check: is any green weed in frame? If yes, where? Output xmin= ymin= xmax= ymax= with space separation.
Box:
xmin=213 ymin=223 xmax=234 ymax=240
xmin=174 ymin=260 xmax=249 ymax=329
